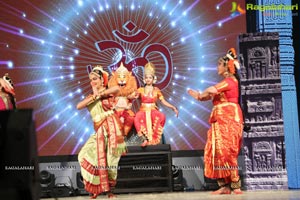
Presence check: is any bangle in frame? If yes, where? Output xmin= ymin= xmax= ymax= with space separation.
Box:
xmin=88 ymin=94 xmax=95 ymax=101
xmin=197 ymin=93 xmax=202 ymax=101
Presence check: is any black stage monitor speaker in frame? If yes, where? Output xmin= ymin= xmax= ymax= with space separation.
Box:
xmin=0 ymin=109 xmax=40 ymax=200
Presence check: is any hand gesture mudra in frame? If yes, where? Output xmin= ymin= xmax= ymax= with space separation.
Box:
xmin=187 ymin=89 xmax=199 ymax=100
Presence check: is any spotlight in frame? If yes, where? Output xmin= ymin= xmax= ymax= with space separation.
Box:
xmin=39 ymin=170 xmax=55 ymax=198
xmin=172 ymin=165 xmax=184 ymax=191
xmin=52 ymin=176 xmax=75 ymax=197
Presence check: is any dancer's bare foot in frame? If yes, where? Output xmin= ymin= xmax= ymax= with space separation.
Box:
xmin=90 ymin=193 xmax=98 ymax=199
xmin=108 ymin=192 xmax=116 ymax=198
xmin=211 ymin=186 xmax=231 ymax=195
xmin=232 ymin=188 xmax=243 ymax=194
xmin=141 ymin=140 xmax=148 ymax=147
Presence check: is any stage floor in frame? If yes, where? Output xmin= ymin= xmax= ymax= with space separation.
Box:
xmin=42 ymin=190 xmax=300 ymax=200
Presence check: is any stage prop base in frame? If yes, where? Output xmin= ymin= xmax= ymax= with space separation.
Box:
xmin=38 ymin=148 xmax=247 ymax=198
xmin=38 ymin=144 xmax=173 ymax=198
xmin=115 ymin=144 xmax=173 ymax=193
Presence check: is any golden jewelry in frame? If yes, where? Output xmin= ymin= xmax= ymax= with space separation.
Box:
xmin=144 ymin=62 xmax=155 ymax=76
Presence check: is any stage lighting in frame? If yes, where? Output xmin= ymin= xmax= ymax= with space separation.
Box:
xmin=172 ymin=165 xmax=184 ymax=191
xmin=52 ymin=176 xmax=76 ymax=197
xmin=39 ymin=170 xmax=55 ymax=198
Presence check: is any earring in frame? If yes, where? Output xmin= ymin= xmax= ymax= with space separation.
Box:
xmin=153 ymin=76 xmax=157 ymax=84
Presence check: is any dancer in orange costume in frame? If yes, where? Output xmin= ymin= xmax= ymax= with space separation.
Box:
xmin=108 ymin=62 xmax=137 ymax=137
xmin=77 ymin=66 xmax=126 ymax=199
xmin=188 ymin=48 xmax=244 ymax=194
xmin=133 ymin=62 xmax=178 ymax=146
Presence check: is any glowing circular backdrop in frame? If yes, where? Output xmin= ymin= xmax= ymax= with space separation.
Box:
xmin=0 ymin=0 xmax=246 ymax=155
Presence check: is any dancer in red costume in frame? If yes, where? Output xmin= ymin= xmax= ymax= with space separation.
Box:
xmin=133 ymin=62 xmax=178 ymax=146
xmin=0 ymin=73 xmax=16 ymax=110
xmin=77 ymin=66 xmax=126 ymax=199
xmin=188 ymin=48 xmax=244 ymax=194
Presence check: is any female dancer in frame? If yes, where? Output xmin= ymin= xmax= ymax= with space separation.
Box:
xmin=0 ymin=73 xmax=16 ymax=110
xmin=133 ymin=62 xmax=178 ymax=146
xmin=188 ymin=48 xmax=244 ymax=194
xmin=77 ymin=66 xmax=126 ymax=198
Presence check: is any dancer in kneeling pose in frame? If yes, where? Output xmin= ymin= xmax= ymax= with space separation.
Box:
xmin=133 ymin=62 xmax=178 ymax=146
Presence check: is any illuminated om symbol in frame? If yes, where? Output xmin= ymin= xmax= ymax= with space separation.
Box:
xmin=93 ymin=20 xmax=173 ymax=89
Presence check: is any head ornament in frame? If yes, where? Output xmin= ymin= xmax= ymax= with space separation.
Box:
xmin=2 ymin=73 xmax=15 ymax=95
xmin=90 ymin=65 xmax=109 ymax=87
xmin=144 ymin=62 xmax=157 ymax=83
xmin=144 ymin=62 xmax=156 ymax=76
xmin=115 ymin=62 xmax=129 ymax=76
xmin=221 ymin=48 xmax=240 ymax=74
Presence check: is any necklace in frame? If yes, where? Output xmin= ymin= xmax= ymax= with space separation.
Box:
xmin=145 ymin=85 xmax=153 ymax=89
xmin=145 ymin=85 xmax=153 ymax=96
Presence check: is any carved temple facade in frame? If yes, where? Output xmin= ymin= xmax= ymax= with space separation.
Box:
xmin=243 ymin=0 xmax=300 ymax=189
xmin=239 ymin=32 xmax=288 ymax=190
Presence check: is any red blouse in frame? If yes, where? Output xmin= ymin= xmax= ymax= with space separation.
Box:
xmin=212 ymin=77 xmax=239 ymax=105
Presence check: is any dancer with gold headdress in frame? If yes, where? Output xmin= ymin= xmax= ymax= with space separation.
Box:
xmin=188 ymin=48 xmax=244 ymax=194
xmin=0 ymin=73 xmax=16 ymax=110
xmin=77 ymin=65 xmax=126 ymax=199
xmin=133 ymin=62 xmax=179 ymax=146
